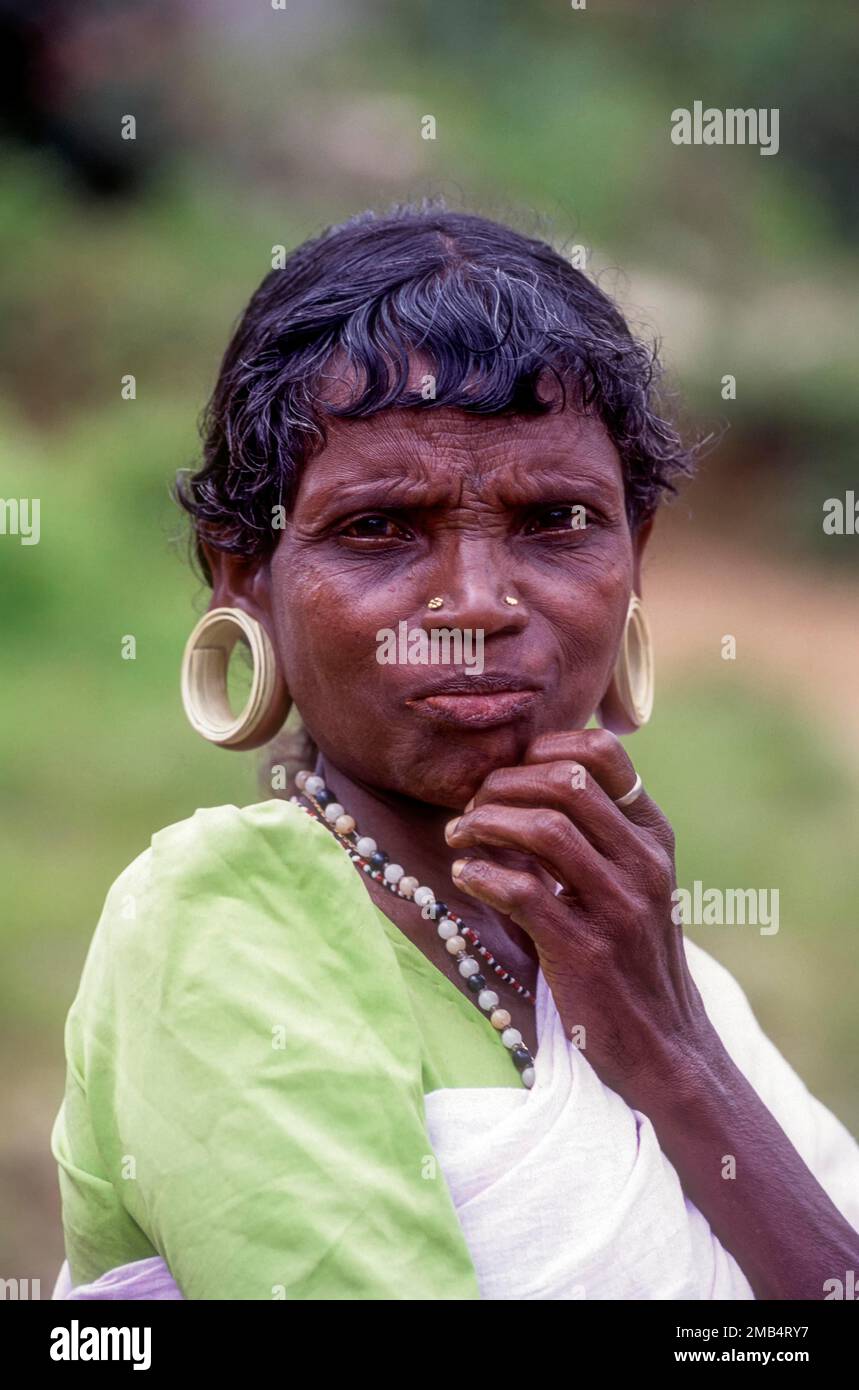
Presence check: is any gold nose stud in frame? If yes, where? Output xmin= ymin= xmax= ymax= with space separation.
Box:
xmin=428 ymin=594 xmax=519 ymax=609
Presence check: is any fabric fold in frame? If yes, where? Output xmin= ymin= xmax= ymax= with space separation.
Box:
xmin=52 ymin=1254 xmax=183 ymax=1300
xmin=423 ymin=959 xmax=757 ymax=1299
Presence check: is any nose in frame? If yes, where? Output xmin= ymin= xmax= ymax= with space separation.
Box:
xmin=418 ymin=546 xmax=528 ymax=638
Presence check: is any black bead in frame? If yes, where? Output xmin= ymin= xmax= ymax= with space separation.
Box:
xmin=428 ymin=900 xmax=448 ymax=921
xmin=466 ymin=972 xmax=486 ymax=993
xmin=315 ymin=788 xmax=333 ymax=807
xmin=369 ymin=849 xmax=389 ymax=870
xmin=511 ymin=1046 xmax=533 ymax=1071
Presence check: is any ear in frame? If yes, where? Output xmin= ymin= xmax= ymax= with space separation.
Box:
xmin=597 ymin=513 xmax=656 ymax=735
xmin=630 ymin=513 xmax=655 ymax=595
xmin=201 ymin=542 xmax=276 ymax=629
xmin=189 ymin=543 xmax=291 ymax=751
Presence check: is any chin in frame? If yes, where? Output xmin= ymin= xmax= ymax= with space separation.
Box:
xmin=392 ymin=727 xmax=538 ymax=810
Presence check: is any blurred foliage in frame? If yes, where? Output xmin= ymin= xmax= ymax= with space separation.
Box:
xmin=1 ymin=0 xmax=856 ymax=562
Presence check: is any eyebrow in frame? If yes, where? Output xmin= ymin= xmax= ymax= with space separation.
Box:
xmin=300 ymin=455 xmax=624 ymax=515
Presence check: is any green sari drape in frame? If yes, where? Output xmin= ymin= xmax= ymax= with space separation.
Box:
xmin=51 ymin=798 xmax=519 ymax=1299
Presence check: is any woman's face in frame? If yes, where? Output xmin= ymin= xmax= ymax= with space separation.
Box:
xmin=256 ymin=399 xmax=649 ymax=810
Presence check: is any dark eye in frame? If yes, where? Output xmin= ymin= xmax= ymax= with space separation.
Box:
xmin=339 ymin=514 xmax=413 ymax=541
xmin=523 ymin=504 xmax=589 ymax=535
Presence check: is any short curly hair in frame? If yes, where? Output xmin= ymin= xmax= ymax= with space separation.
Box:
xmin=176 ymin=200 xmax=696 ymax=582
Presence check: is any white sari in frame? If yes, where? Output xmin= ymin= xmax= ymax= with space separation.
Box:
xmin=424 ymin=935 xmax=859 ymax=1299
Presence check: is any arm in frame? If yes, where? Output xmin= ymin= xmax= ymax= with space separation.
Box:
xmin=444 ymin=727 xmax=859 ymax=1300
xmin=644 ymin=1022 xmax=859 ymax=1301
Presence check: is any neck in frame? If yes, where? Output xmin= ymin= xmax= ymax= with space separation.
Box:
xmin=314 ymin=752 xmax=540 ymax=972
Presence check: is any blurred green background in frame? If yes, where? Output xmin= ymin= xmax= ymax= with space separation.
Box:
xmin=1 ymin=0 xmax=857 ymax=1285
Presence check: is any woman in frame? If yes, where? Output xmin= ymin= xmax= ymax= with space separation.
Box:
xmin=51 ymin=203 xmax=859 ymax=1300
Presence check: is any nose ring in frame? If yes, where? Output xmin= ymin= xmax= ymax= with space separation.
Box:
xmin=427 ymin=593 xmax=519 ymax=609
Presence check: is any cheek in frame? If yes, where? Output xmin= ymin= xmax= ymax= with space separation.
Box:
xmin=548 ymin=546 xmax=630 ymax=633
xmin=586 ymin=558 xmax=631 ymax=639
xmin=541 ymin=554 xmax=631 ymax=696
xmin=268 ymin=553 xmax=395 ymax=704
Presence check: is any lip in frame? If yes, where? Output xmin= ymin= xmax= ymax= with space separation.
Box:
xmin=406 ymin=689 xmax=542 ymax=728
xmin=403 ymin=672 xmax=543 ymax=728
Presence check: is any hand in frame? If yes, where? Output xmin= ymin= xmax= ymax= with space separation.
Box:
xmin=444 ymin=729 xmax=718 ymax=1108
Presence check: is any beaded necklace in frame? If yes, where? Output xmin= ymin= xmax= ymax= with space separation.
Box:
xmin=292 ymin=769 xmax=537 ymax=1088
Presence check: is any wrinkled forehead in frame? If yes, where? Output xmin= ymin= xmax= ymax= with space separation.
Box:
xmin=295 ymin=393 xmax=624 ymax=516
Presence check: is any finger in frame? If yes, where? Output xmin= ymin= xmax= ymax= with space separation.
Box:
xmin=521 ymin=728 xmax=672 ymax=848
xmin=449 ymin=856 xmax=564 ymax=941
xmin=522 ymin=728 xmax=636 ymax=797
xmin=466 ymin=759 xmax=646 ymax=863
xmin=446 ymin=804 xmax=615 ymax=899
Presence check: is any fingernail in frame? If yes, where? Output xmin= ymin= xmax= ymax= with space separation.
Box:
xmin=463 ymin=796 xmax=475 ymax=812
xmin=444 ymin=816 xmax=461 ymax=842
xmin=451 ymin=858 xmax=468 ymax=881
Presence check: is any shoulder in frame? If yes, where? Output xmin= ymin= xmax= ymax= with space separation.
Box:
xmin=135 ymin=796 xmax=355 ymax=906
xmin=90 ymin=796 xmax=364 ymax=958
xmin=68 ymin=797 xmax=406 ymax=1074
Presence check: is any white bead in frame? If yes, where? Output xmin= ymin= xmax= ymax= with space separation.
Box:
xmin=501 ymin=1027 xmax=522 ymax=1049
xmin=437 ymin=917 xmax=458 ymax=940
xmin=413 ymin=885 xmax=435 ymax=908
xmin=384 ymin=863 xmax=404 ymax=884
xmin=305 ymin=775 xmax=324 ymax=795
xmin=324 ymin=802 xmax=344 ymax=822
xmin=478 ymin=989 xmax=499 ymax=1011
xmin=398 ymin=876 xmax=418 ymax=898
xmin=355 ymin=836 xmax=377 ymax=857
xmin=334 ymin=815 xmax=355 ymax=836
xmin=445 ymin=935 xmax=466 ymax=955
xmin=521 ymin=1067 xmax=536 ymax=1089
xmin=459 ymin=957 xmax=480 ymax=978
xmin=295 ymin=770 xmax=310 ymax=789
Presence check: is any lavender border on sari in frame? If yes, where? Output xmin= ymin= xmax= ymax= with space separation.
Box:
xmin=52 ymin=1256 xmax=184 ymax=1300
